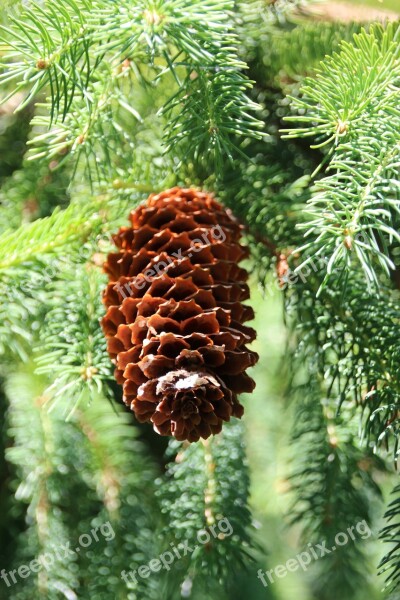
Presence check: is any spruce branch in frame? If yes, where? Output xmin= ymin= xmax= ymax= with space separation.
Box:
xmin=216 ymin=124 xmax=314 ymax=287
xmin=35 ymin=261 xmax=112 ymax=418
xmin=0 ymin=156 xmax=71 ymax=235
xmin=162 ymin=65 xmax=261 ymax=170
xmin=71 ymin=396 xmax=159 ymax=600
xmin=27 ymin=64 xmax=144 ymax=179
xmin=289 ymin=377 xmax=383 ymax=600
xmin=380 ymin=482 xmax=400 ymax=594
xmin=0 ymin=275 xmax=42 ymax=361
xmin=0 ymin=206 xmax=103 ymax=362
xmin=0 ymin=0 xmax=262 ymax=178
xmin=4 ymin=370 xmax=79 ymax=599
xmin=0 ymin=189 xmax=148 ymax=361
xmin=0 ymin=0 xmax=95 ymax=117
xmin=3 ymin=368 xmax=159 ymax=599
xmin=285 ymin=271 xmax=400 ymax=459
xmin=156 ymin=421 xmax=258 ymax=598
xmin=0 ymin=201 xmax=101 ymax=272
xmin=283 ymin=23 xmax=400 ymax=289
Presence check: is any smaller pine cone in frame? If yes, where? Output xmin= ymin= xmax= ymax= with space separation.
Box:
xmin=101 ymin=187 xmax=258 ymax=442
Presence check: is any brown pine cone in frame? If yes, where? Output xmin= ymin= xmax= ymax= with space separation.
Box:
xmin=101 ymin=187 xmax=258 ymax=442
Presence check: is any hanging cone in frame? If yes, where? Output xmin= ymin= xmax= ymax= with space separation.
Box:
xmin=101 ymin=187 xmax=258 ymax=442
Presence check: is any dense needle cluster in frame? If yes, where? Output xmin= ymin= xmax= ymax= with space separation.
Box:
xmin=101 ymin=187 xmax=258 ymax=441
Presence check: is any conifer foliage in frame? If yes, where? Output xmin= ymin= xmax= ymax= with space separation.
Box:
xmin=0 ymin=1 xmax=400 ymax=599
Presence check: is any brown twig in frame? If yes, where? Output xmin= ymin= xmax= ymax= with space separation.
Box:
xmin=241 ymin=222 xmax=295 ymax=287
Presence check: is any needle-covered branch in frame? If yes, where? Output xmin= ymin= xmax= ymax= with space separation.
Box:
xmin=0 ymin=0 xmax=262 ymax=177
xmin=284 ymin=24 xmax=400 ymax=290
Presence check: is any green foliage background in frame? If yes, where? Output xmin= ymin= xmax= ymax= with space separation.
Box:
xmin=0 ymin=1 xmax=399 ymax=599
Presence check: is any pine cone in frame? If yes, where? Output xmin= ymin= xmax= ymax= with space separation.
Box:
xmin=101 ymin=187 xmax=258 ymax=442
